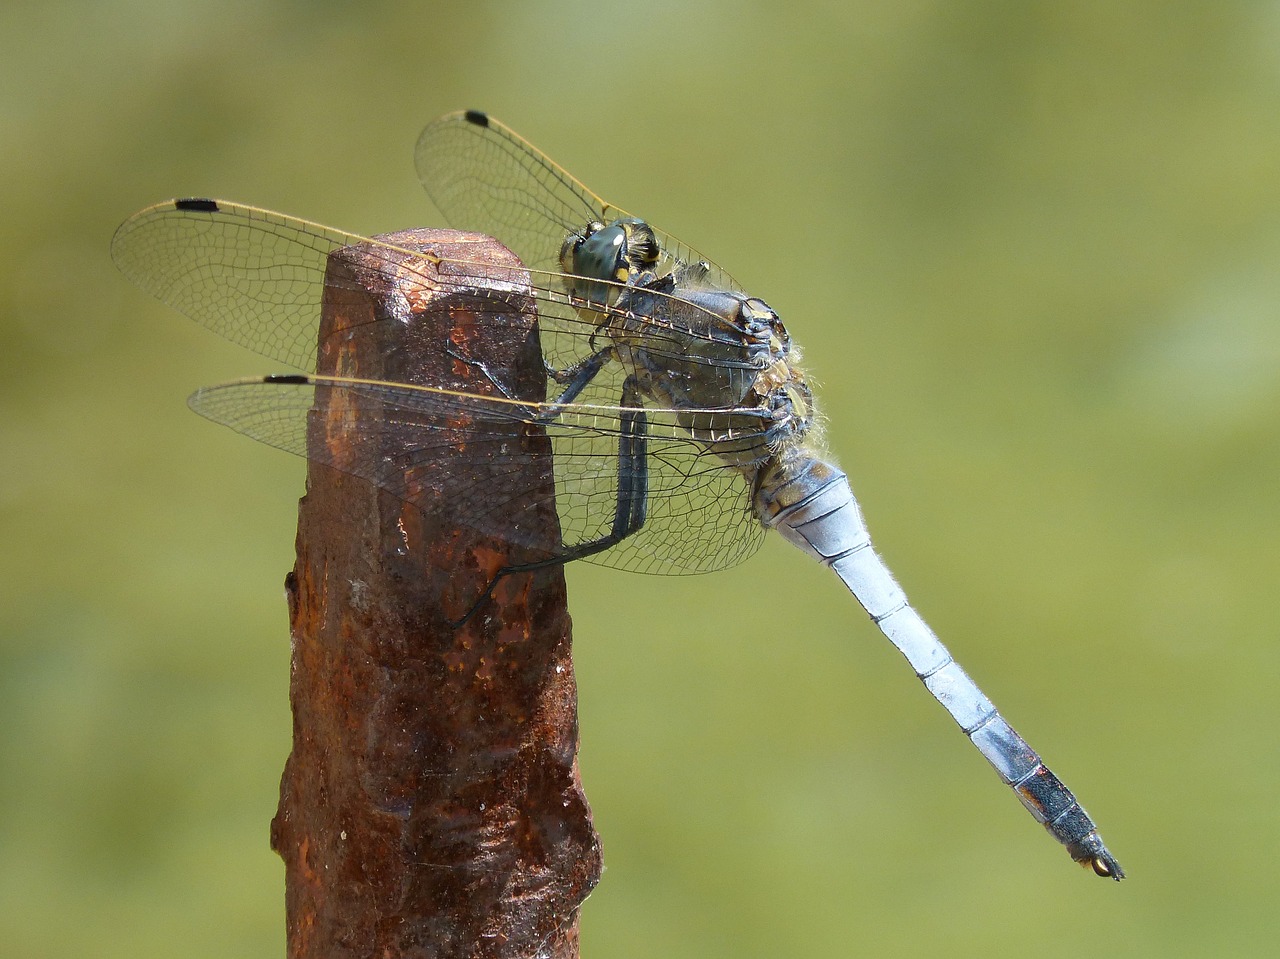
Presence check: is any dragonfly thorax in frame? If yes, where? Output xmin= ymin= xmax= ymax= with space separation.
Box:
xmin=601 ymin=276 xmax=816 ymax=476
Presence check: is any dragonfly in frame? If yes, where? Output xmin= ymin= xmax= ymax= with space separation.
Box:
xmin=112 ymin=109 xmax=1123 ymax=880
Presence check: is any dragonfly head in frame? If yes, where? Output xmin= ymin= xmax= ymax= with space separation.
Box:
xmin=560 ymin=217 xmax=660 ymax=305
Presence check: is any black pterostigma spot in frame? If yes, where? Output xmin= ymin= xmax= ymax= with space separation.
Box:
xmin=175 ymin=198 xmax=220 ymax=212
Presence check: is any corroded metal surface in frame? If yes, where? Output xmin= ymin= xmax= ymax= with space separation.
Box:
xmin=269 ymin=230 xmax=601 ymax=958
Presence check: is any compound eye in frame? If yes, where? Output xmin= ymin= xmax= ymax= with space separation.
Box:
xmin=560 ymin=220 xmax=608 ymax=274
xmin=559 ymin=231 xmax=586 ymax=273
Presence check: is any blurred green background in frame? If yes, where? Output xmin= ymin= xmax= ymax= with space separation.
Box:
xmin=3 ymin=1 xmax=1278 ymax=956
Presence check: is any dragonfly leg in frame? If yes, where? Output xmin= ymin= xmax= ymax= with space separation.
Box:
xmin=553 ymin=375 xmax=649 ymax=557
xmin=444 ymin=338 xmax=523 ymax=400
xmin=451 ymin=379 xmax=649 ymax=628
xmin=544 ymin=346 xmax=614 ymax=408
xmin=448 ymin=339 xmax=612 ymax=413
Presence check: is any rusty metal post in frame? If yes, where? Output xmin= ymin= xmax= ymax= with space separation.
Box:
xmin=269 ymin=230 xmax=602 ymax=959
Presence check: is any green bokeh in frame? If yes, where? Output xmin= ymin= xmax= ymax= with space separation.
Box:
xmin=3 ymin=1 xmax=1278 ymax=956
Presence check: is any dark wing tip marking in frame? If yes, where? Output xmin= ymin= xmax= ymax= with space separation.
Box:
xmin=175 ymin=197 xmax=220 ymax=212
xmin=463 ymin=109 xmax=490 ymax=127
xmin=264 ymin=374 xmax=311 ymax=385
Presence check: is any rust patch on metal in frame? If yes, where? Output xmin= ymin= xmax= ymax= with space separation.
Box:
xmin=270 ymin=230 xmax=601 ymax=959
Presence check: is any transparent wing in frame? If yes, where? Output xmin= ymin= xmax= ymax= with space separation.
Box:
xmin=114 ymin=198 xmax=773 ymax=573
xmin=415 ymin=110 xmax=743 ymax=293
xmin=190 ymin=375 xmax=768 ymax=574
xmin=111 ymin=198 xmax=757 ymax=388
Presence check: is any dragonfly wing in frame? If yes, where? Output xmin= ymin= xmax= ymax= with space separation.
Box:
xmin=112 ymin=200 xmax=362 ymax=372
xmin=111 ymin=199 xmax=747 ymax=383
xmin=415 ymin=111 xmax=602 ymax=277
xmin=116 ymin=199 xmax=772 ymax=574
xmin=190 ymin=375 xmax=565 ymax=561
xmin=191 ymin=375 xmax=769 ymax=574
xmin=546 ymin=399 xmax=771 ymax=575
xmin=415 ymin=111 xmax=744 ymax=293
